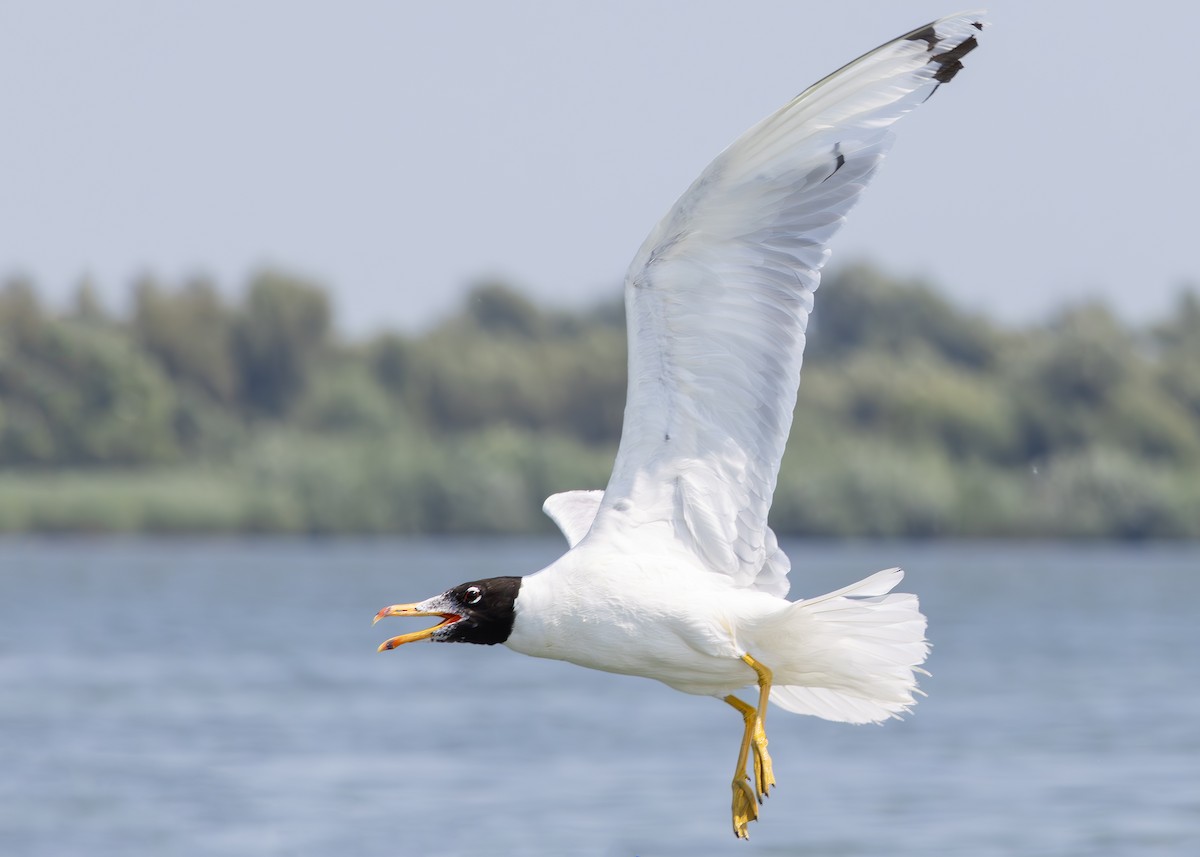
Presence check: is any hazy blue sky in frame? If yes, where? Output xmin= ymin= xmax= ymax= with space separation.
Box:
xmin=3 ymin=2 xmax=1197 ymax=333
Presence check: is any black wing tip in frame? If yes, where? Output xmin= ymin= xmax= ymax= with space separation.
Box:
xmin=905 ymin=15 xmax=985 ymax=87
xmin=932 ymin=34 xmax=979 ymax=83
xmin=906 ymin=23 xmax=940 ymax=51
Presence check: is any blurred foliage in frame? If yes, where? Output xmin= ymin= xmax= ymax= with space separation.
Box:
xmin=1 ymin=263 xmax=1199 ymax=538
xmin=233 ymin=271 xmax=332 ymax=416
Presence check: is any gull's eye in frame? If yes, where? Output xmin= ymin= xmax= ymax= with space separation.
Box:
xmin=464 ymin=586 xmax=483 ymax=605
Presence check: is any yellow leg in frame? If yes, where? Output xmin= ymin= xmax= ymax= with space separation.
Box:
xmin=724 ymin=694 xmax=759 ymax=839
xmin=722 ymin=653 xmax=776 ymax=839
xmin=741 ymin=653 xmax=776 ymax=801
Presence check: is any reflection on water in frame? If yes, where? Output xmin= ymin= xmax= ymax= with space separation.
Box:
xmin=2 ymin=538 xmax=1198 ymax=856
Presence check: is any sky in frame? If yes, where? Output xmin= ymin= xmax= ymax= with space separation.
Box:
xmin=3 ymin=1 xmax=1198 ymax=334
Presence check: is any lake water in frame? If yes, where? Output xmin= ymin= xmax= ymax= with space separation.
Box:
xmin=2 ymin=538 xmax=1198 ymax=856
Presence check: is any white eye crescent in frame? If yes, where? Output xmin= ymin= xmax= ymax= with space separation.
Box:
xmin=465 ymin=586 xmax=483 ymax=605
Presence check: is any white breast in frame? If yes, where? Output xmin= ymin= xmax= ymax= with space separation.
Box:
xmin=505 ymin=546 xmax=786 ymax=696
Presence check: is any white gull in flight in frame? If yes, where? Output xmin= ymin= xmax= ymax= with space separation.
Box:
xmin=376 ymin=12 xmax=984 ymax=839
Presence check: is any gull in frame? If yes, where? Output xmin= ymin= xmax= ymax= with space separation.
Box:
xmin=375 ymin=12 xmax=983 ymax=839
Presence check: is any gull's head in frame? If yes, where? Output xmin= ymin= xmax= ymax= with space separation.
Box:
xmin=374 ymin=576 xmax=521 ymax=649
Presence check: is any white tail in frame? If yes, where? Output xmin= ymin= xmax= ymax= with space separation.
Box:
xmin=757 ymin=568 xmax=930 ymax=724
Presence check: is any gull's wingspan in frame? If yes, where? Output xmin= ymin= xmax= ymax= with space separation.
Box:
xmin=588 ymin=14 xmax=984 ymax=590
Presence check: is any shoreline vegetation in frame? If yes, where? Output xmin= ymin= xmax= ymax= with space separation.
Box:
xmin=2 ymin=263 xmax=1198 ymax=538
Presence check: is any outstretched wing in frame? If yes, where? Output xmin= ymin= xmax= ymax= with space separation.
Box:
xmin=588 ymin=14 xmax=984 ymax=589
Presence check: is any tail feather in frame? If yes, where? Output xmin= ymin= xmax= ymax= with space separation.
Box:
xmin=755 ymin=568 xmax=930 ymax=724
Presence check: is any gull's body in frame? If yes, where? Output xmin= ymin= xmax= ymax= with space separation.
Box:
xmin=510 ymin=503 xmax=924 ymax=720
xmin=376 ymin=12 xmax=984 ymax=838
xmin=508 ymin=535 xmax=777 ymax=696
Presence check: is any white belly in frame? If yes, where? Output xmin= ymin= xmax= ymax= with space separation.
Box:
xmin=504 ymin=553 xmax=783 ymax=696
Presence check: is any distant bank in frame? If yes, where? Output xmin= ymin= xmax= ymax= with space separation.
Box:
xmin=2 ymin=263 xmax=1198 ymax=538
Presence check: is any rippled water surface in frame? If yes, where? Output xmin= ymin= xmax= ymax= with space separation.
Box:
xmin=3 ymin=538 xmax=1198 ymax=856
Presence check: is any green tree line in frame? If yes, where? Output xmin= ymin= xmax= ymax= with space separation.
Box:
xmin=1 ymin=264 xmax=1198 ymax=537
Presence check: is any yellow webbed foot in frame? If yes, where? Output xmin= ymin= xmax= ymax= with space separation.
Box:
xmin=731 ymin=774 xmax=758 ymax=839
xmin=750 ymin=717 xmax=776 ymax=801
xmin=726 ymin=694 xmax=776 ymax=803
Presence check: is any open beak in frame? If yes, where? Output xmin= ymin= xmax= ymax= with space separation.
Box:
xmin=373 ymin=601 xmax=461 ymax=651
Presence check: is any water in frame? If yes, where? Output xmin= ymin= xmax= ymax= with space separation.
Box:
xmin=2 ymin=538 xmax=1198 ymax=856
